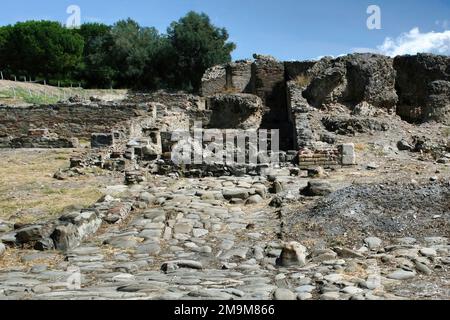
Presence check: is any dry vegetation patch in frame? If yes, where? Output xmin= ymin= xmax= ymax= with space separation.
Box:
xmin=0 ymin=149 xmax=118 ymax=224
xmin=0 ymin=80 xmax=127 ymax=106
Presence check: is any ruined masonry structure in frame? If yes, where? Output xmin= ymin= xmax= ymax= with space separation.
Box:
xmin=0 ymin=52 xmax=449 ymax=302
xmin=1 ymin=53 xmax=449 ymax=178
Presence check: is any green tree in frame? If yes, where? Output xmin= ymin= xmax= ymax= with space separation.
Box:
xmin=76 ymin=23 xmax=115 ymax=87
xmin=1 ymin=21 xmax=84 ymax=81
xmin=0 ymin=25 xmax=12 ymax=75
xmin=167 ymin=11 xmax=236 ymax=92
xmin=111 ymin=19 xmax=165 ymax=88
xmin=0 ymin=13 xmax=237 ymax=91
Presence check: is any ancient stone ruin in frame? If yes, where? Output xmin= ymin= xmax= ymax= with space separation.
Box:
xmin=0 ymin=53 xmax=449 ymax=301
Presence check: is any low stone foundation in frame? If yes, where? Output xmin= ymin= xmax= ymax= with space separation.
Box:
xmin=298 ymin=148 xmax=340 ymax=168
xmin=5 ymin=196 xmax=135 ymax=251
xmin=0 ymin=129 xmax=79 ymax=148
xmin=0 ymin=102 xmax=151 ymax=139
xmin=298 ymin=143 xmax=356 ymax=168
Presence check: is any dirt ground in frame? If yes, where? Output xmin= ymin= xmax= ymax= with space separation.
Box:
xmin=282 ymin=111 xmax=450 ymax=246
xmin=0 ymin=149 xmax=121 ymax=224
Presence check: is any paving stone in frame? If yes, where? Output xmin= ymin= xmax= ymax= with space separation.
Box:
xmin=192 ymin=229 xmax=209 ymax=238
xmin=364 ymin=237 xmax=383 ymax=250
xmin=161 ymin=260 xmax=203 ymax=272
xmin=136 ymin=243 xmax=161 ymax=255
xmin=112 ymin=274 xmax=136 ymax=282
xmin=0 ymin=242 xmax=5 ymax=257
xmin=387 ymin=269 xmax=416 ymax=280
xmin=222 ymin=188 xmax=250 ymax=200
xmin=246 ymin=195 xmax=263 ymax=204
xmin=295 ymin=285 xmax=316 ymax=293
xmin=297 ymin=292 xmax=313 ymax=300
xmin=273 ymin=288 xmax=296 ymax=300
xmin=363 ymin=274 xmax=382 ymax=290
xmin=105 ymin=236 xmax=139 ymax=249
xmin=420 ymin=248 xmax=437 ymax=257
xmin=1 ymin=174 xmax=448 ymax=301
xmin=173 ymin=223 xmax=193 ymax=234
xmin=320 ymin=292 xmax=341 ymax=300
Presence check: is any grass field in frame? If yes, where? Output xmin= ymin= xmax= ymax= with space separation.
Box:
xmin=0 ymin=80 xmax=127 ymax=106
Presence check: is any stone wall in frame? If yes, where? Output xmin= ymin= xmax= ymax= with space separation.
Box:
xmin=286 ymin=81 xmax=315 ymax=149
xmin=226 ymin=60 xmax=253 ymax=93
xmin=425 ymin=80 xmax=450 ymax=125
xmin=201 ymin=61 xmax=253 ymax=96
xmin=394 ymin=54 xmax=450 ymax=123
xmin=345 ymin=54 xmax=398 ymax=110
xmin=252 ymin=55 xmax=286 ymax=106
xmin=206 ymin=93 xmax=263 ymax=130
xmin=0 ymin=128 xmax=80 ymax=148
xmin=126 ymin=91 xmax=206 ymax=112
xmin=0 ymin=103 xmax=150 ymax=139
xmin=284 ymin=60 xmax=317 ymax=81
xmin=252 ymin=55 xmax=295 ymax=150
xmin=201 ymin=65 xmax=227 ymax=97
xmin=8 ymin=136 xmax=79 ymax=148
xmin=302 ymin=53 xmax=398 ymax=111
xmin=200 ymin=56 xmax=295 ymax=150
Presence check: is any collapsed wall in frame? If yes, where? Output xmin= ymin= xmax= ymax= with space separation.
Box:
xmin=1 ymin=53 xmax=447 ymax=178
xmin=290 ymin=53 xmax=398 ymax=111
xmin=227 ymin=60 xmax=253 ymax=92
xmin=252 ymin=55 xmax=295 ymax=151
xmin=200 ymin=65 xmax=227 ymax=97
xmin=201 ymin=55 xmax=295 ymax=150
xmin=206 ymin=93 xmax=263 ymax=130
xmin=202 ymin=60 xmax=253 ymax=95
xmin=290 ymin=53 xmax=449 ymax=125
xmin=286 ymin=81 xmax=315 ymax=149
xmin=200 ymin=52 xmax=449 ymax=167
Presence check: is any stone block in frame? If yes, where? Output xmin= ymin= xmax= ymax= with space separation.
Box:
xmin=340 ymin=143 xmax=356 ymax=165
xmin=51 ymin=224 xmax=81 ymax=251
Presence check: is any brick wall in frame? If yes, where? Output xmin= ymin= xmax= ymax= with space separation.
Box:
xmin=298 ymin=143 xmax=356 ymax=168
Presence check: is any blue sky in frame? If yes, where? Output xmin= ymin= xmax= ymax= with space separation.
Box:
xmin=0 ymin=0 xmax=449 ymax=60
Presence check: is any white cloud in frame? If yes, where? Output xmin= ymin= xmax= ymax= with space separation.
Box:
xmin=435 ymin=20 xmax=449 ymax=29
xmin=376 ymin=27 xmax=450 ymax=57
xmin=313 ymin=53 xmax=347 ymax=61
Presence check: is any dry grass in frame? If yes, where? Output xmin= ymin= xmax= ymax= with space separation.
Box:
xmin=294 ymin=74 xmax=312 ymax=87
xmin=365 ymin=143 xmax=388 ymax=157
xmin=354 ymin=143 xmax=367 ymax=152
xmin=0 ymin=247 xmax=63 ymax=269
xmin=443 ymin=126 xmax=450 ymax=137
xmin=222 ymin=86 xmax=241 ymax=94
xmin=0 ymin=80 xmax=127 ymax=106
xmin=0 ymin=149 xmax=110 ymax=223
